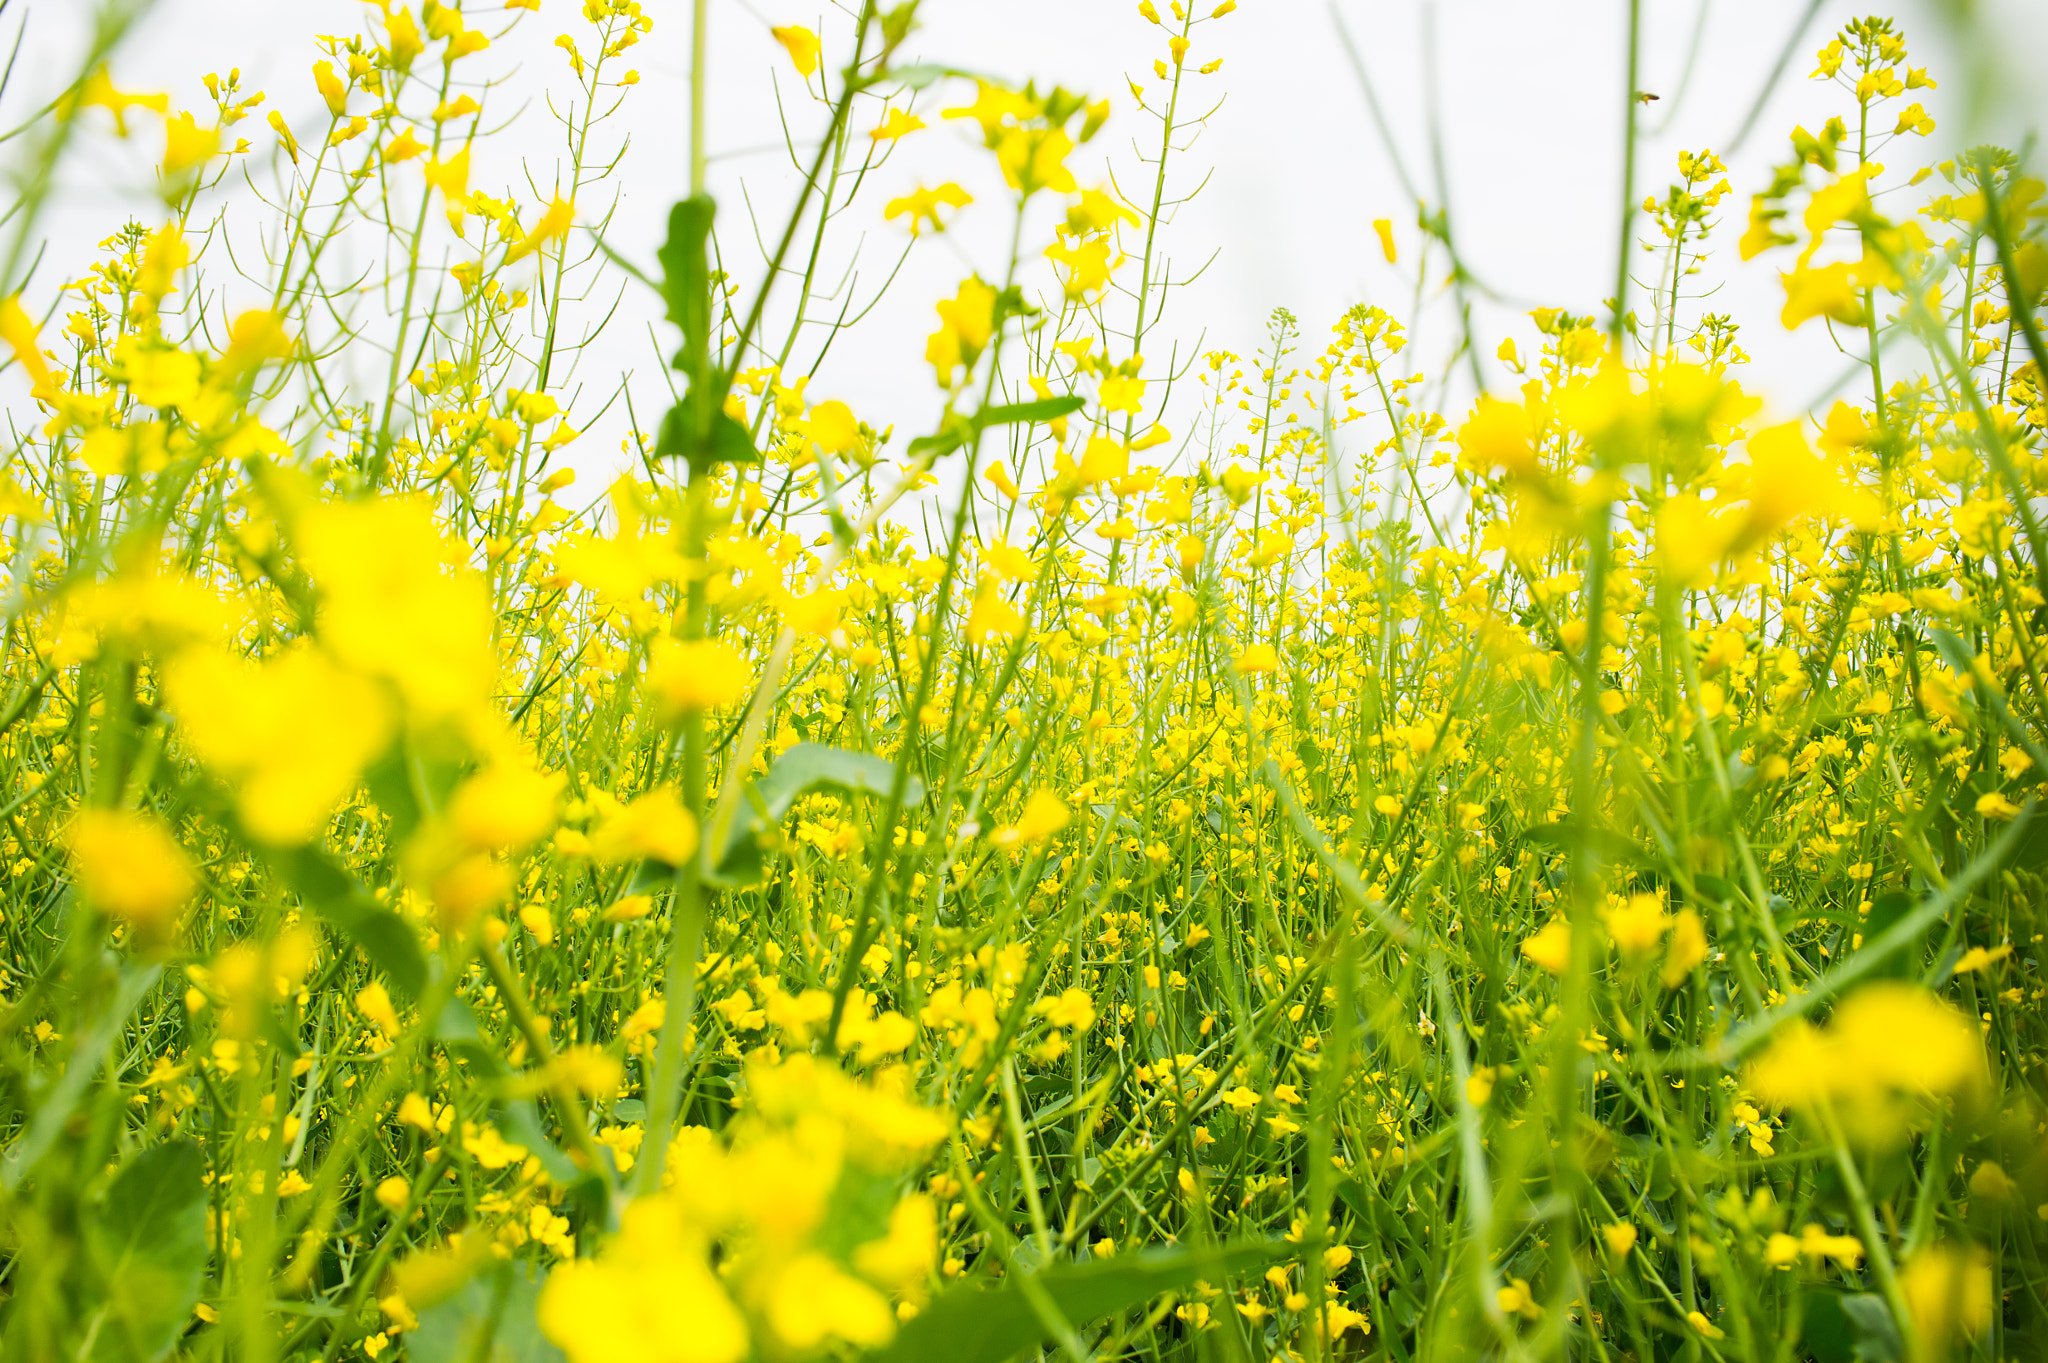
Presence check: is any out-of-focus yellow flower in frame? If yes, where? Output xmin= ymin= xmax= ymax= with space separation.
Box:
xmin=991 ymin=790 xmax=1070 ymax=848
xmin=1902 ymin=1244 xmax=1994 ymax=1351
xmin=166 ymin=646 xmax=395 ymax=845
xmin=1521 ymin=919 xmax=1572 ymax=975
xmin=1601 ymin=892 xmax=1668 ymax=957
xmin=869 ymin=108 xmax=924 ymax=141
xmin=67 ymin=809 xmax=194 ymax=945
xmin=539 ymin=1196 xmax=748 ymax=1363
xmin=771 ymin=25 xmax=821 ymax=77
xmin=647 ymin=637 xmax=753 ymax=714
xmin=926 ymin=277 xmax=997 ymax=386
xmin=884 ymin=182 xmax=970 ymax=237
xmin=162 ymin=111 xmax=220 ymax=176
xmin=1373 ymin=217 xmax=1396 ymax=263
xmin=62 ymin=65 xmax=169 ymax=134
xmin=590 ymin=790 xmax=699 ymax=866
xmin=505 ymin=195 xmax=575 ymax=264
xmin=1747 ymin=983 xmax=1984 ymax=1141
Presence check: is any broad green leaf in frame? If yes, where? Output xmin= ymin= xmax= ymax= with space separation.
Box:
xmin=655 ymin=404 xmax=758 ymax=466
xmin=83 ymin=1142 xmax=207 ymax=1363
xmin=409 ymin=1261 xmax=564 ymax=1363
xmin=865 ymin=1241 xmax=1288 ymax=1363
xmin=712 ymin=743 xmax=926 ymax=882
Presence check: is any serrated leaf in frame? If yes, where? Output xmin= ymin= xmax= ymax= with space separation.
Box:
xmin=83 ymin=1142 xmax=206 ymax=1363
xmin=865 ymin=1241 xmax=1288 ymax=1363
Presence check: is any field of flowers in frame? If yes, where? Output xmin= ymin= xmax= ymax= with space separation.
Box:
xmin=2 ymin=1 xmax=2045 ymax=1360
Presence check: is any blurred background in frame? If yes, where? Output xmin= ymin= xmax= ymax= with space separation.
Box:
xmin=12 ymin=0 xmax=2048 ymax=481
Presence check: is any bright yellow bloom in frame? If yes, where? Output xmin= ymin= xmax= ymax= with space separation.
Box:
xmin=771 ymin=25 xmax=820 ymax=77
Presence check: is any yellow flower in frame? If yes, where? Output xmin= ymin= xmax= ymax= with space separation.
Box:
xmin=297 ymin=498 xmax=499 ymax=721
xmin=382 ymin=128 xmax=427 ymax=162
xmin=162 ymin=111 xmax=220 ymax=176
xmin=1601 ymin=892 xmax=1668 ymax=957
xmin=992 ymin=790 xmax=1071 ymax=848
xmin=1747 ymin=983 xmax=1984 ymax=1138
xmin=166 ymin=646 xmax=395 ymax=845
xmin=1902 ymin=1244 xmax=1994 ymax=1351
xmin=448 ymin=763 xmax=562 ymax=851
xmin=770 ymin=25 xmax=821 ymax=76
xmin=590 ymin=790 xmax=700 ymax=866
xmin=1098 ymin=373 xmax=1146 ymax=413
xmin=540 ymin=1198 xmax=749 ymax=1363
xmin=646 ymin=637 xmax=753 ymax=714
xmin=1601 ymin=1223 xmax=1637 ymax=1257
xmin=1521 ymin=919 xmax=1572 ymax=975
xmin=1975 ymin=791 xmax=2021 ymax=819
xmin=1660 ymin=909 xmax=1709 ymax=988
xmin=62 ymin=65 xmax=169 ymax=135
xmin=806 ymin=399 xmax=860 ymax=454
xmin=966 ymin=581 xmax=1026 ymax=643
xmin=1234 ymin=643 xmax=1279 ymax=675
xmin=869 ymin=108 xmax=925 ymax=141
xmin=1032 ymin=987 xmax=1096 ymax=1030
xmin=312 ymin=60 xmax=348 ymax=116
xmin=763 ymin=1252 xmax=896 ymax=1349
xmin=0 ymin=295 xmax=54 ymax=394
xmin=505 ymin=195 xmax=575 ymax=264
xmin=355 ymin=981 xmax=401 ymax=1037
xmin=374 ymin=1176 xmax=410 ymax=1212
xmin=926 ymin=277 xmax=997 ymax=386
xmin=67 ymin=809 xmax=194 ymax=944
xmin=1373 ymin=217 xmax=1396 ymax=263
xmin=1456 ymin=394 xmax=1538 ymax=479
xmin=884 ymin=182 xmax=971 ymax=237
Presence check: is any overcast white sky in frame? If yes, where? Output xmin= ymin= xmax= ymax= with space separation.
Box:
xmin=14 ymin=0 xmax=2048 ymax=482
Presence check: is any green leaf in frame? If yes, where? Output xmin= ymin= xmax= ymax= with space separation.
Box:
xmin=655 ymin=404 xmax=757 ymax=466
xmin=83 ymin=1142 xmax=207 ymax=1363
xmin=409 ymin=1261 xmax=564 ymax=1363
xmin=906 ymin=430 xmax=965 ymax=461
xmin=712 ymin=743 xmax=926 ymax=882
xmin=1800 ymin=1288 xmax=1901 ymax=1363
xmin=1856 ymin=891 xmax=1919 ymax=980
xmin=882 ymin=62 xmax=958 ymax=90
xmin=269 ymin=844 xmax=428 ymax=998
xmin=866 ymin=1241 xmax=1288 ymax=1363
xmin=971 ymin=395 xmax=1085 ymax=430
xmin=656 ymin=195 xmax=714 ymax=358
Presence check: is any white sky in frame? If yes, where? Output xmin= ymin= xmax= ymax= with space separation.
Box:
xmin=13 ymin=0 xmax=2048 ymax=485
